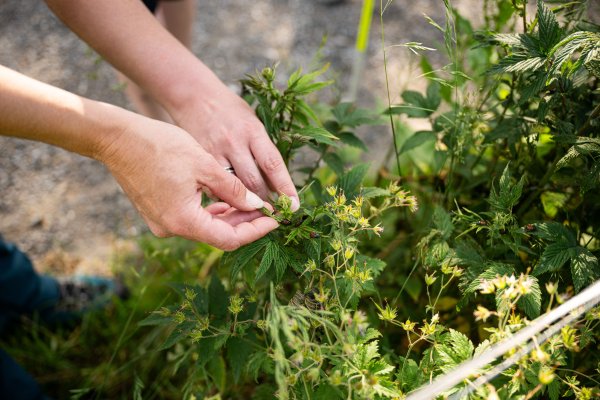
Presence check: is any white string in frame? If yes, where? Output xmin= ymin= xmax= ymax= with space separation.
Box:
xmin=405 ymin=279 xmax=600 ymax=400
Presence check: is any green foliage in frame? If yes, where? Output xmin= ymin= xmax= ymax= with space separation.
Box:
xmin=5 ymin=2 xmax=600 ymax=399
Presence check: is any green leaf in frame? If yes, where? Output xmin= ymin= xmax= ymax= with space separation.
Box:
xmin=323 ymin=152 xmax=345 ymax=176
xmin=517 ymin=276 xmax=542 ymax=319
xmin=570 ymin=247 xmax=599 ymax=293
xmin=227 ymin=336 xmax=255 ymax=384
xmin=338 ymin=163 xmax=370 ymax=197
xmin=534 ymin=241 xmax=573 ymax=276
xmin=528 ymin=222 xmax=576 ymax=244
xmin=489 ymin=164 xmax=525 ymax=212
xmin=209 ymin=275 xmax=228 ymax=320
xmin=338 ymin=131 xmax=367 ymax=151
xmin=397 ymin=358 xmax=421 ymax=392
xmin=207 ymin=355 xmax=227 ymax=394
xmin=314 ymin=384 xmax=344 ymax=400
xmin=540 ymin=191 xmax=568 ymax=218
xmin=361 ymin=187 xmax=391 ymax=200
xmin=548 ymin=379 xmax=560 ymax=400
xmin=435 ymin=329 xmax=474 ymax=373
xmin=294 ymin=127 xmax=339 ymax=146
xmin=537 ymin=0 xmax=562 ymax=53
xmin=433 ymin=206 xmax=454 ymax=240
xmin=331 ymin=102 xmax=377 ymax=128
xmin=246 ymin=350 xmax=272 ymax=382
xmin=400 ymin=131 xmax=437 ymax=154
xmin=255 ymin=241 xmax=277 ymax=282
xmin=465 ymin=263 xmax=514 ymax=295
xmin=228 ymin=237 xmax=269 ymax=280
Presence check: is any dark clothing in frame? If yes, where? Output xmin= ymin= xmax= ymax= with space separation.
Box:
xmin=142 ymin=0 xmax=159 ymax=13
xmin=0 ymin=240 xmax=57 ymax=400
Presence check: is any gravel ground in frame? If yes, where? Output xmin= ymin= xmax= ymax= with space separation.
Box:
xmin=1 ymin=1 xmax=594 ymax=274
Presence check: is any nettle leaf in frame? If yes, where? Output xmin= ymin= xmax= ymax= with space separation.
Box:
xmin=569 ymin=247 xmax=599 ymax=293
xmin=294 ymin=127 xmax=339 ymax=146
xmin=227 ymin=236 xmax=269 ymax=280
xmin=397 ymin=358 xmax=421 ymax=392
xmin=331 ymin=102 xmax=377 ymax=128
xmin=528 ymin=222 xmax=576 ymax=244
xmin=465 ymin=263 xmax=514 ymax=295
xmin=323 ymin=152 xmax=345 ymax=176
xmin=517 ymin=276 xmax=542 ymax=319
xmin=255 ymin=241 xmax=278 ymax=282
xmin=400 ymin=130 xmax=437 ymax=154
xmin=209 ymin=275 xmax=228 ymax=320
xmin=391 ymin=82 xmax=441 ymax=118
xmin=361 ymin=187 xmax=390 ymax=200
xmin=537 ymin=0 xmax=563 ymax=53
xmin=534 ymin=240 xmax=573 ymax=276
xmin=337 ymin=131 xmax=367 ymax=151
xmin=435 ymin=329 xmax=474 ymax=373
xmin=489 ymin=164 xmax=525 ymax=212
xmin=433 ymin=206 xmax=454 ymax=240
xmin=226 ymin=336 xmax=255 ymax=384
xmin=338 ymin=163 xmax=370 ymax=197
xmin=246 ymin=350 xmax=273 ymax=382
xmin=207 ymin=355 xmax=227 ymax=394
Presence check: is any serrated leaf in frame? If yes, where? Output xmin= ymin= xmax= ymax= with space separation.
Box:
xmin=537 ymin=0 xmax=563 ymax=53
xmin=255 ymin=241 xmax=277 ymax=282
xmin=227 ymin=336 xmax=255 ymax=384
xmin=433 ymin=206 xmax=454 ymax=239
xmin=570 ymin=247 xmax=599 ymax=292
xmin=323 ymin=152 xmax=345 ymax=176
xmin=338 ymin=163 xmax=370 ymax=197
xmin=331 ymin=102 xmax=377 ymax=128
xmin=398 ymin=358 xmax=420 ymax=392
xmin=466 ymin=263 xmax=514 ymax=295
xmin=294 ymin=126 xmax=339 ymax=146
xmin=534 ymin=241 xmax=573 ymax=276
xmin=528 ymin=222 xmax=576 ymax=244
xmin=228 ymin=237 xmax=269 ymax=280
xmin=435 ymin=329 xmax=474 ymax=373
xmin=361 ymin=187 xmax=390 ymax=199
xmin=400 ymin=131 xmax=437 ymax=154
xmin=207 ymin=355 xmax=227 ymax=393
xmin=517 ymin=276 xmax=542 ymax=319
xmin=338 ymin=131 xmax=367 ymax=151
xmin=246 ymin=350 xmax=272 ymax=382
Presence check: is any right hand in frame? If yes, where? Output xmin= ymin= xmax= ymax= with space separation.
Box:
xmin=97 ymin=116 xmax=279 ymax=251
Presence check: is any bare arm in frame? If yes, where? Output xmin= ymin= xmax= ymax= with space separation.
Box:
xmin=0 ymin=65 xmax=278 ymax=250
xmin=44 ymin=0 xmax=299 ymax=208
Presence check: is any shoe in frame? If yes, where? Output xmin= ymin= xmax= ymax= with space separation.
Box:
xmin=45 ymin=275 xmax=129 ymax=324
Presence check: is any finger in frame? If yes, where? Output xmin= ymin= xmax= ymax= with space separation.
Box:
xmin=230 ymin=153 xmax=270 ymax=200
xmin=191 ymin=213 xmax=278 ymax=251
xmin=197 ymin=158 xmax=265 ymax=212
xmin=214 ymin=209 xmax=266 ymax=226
xmin=251 ymin=136 xmax=299 ymax=211
xmin=205 ymin=202 xmax=232 ymax=214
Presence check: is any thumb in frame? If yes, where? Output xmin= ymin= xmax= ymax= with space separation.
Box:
xmin=201 ymin=164 xmax=265 ymax=212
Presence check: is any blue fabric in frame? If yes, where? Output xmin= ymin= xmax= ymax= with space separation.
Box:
xmin=0 ymin=239 xmax=58 ymax=400
xmin=0 ymin=350 xmax=47 ymax=400
xmin=0 ymin=241 xmax=59 ymax=332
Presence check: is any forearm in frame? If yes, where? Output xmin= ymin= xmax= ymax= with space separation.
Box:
xmin=0 ymin=65 xmax=128 ymax=160
xmin=44 ymin=0 xmax=225 ymax=121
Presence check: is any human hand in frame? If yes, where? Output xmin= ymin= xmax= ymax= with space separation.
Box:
xmin=172 ymin=84 xmax=300 ymax=210
xmin=98 ymin=116 xmax=279 ymax=251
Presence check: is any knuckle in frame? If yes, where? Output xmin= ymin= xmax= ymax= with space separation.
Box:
xmin=259 ymin=154 xmax=284 ymax=174
xmin=242 ymin=172 xmax=263 ymax=193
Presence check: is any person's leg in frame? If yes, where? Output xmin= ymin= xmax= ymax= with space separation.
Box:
xmin=0 ymin=240 xmax=56 ymax=400
xmin=0 ymin=240 xmax=59 ymax=331
xmin=0 ymin=350 xmax=47 ymax=400
xmin=117 ymin=0 xmax=196 ymax=122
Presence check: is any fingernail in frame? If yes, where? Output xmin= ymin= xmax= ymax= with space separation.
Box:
xmin=246 ymin=190 xmax=265 ymax=209
xmin=290 ymin=196 xmax=300 ymax=212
